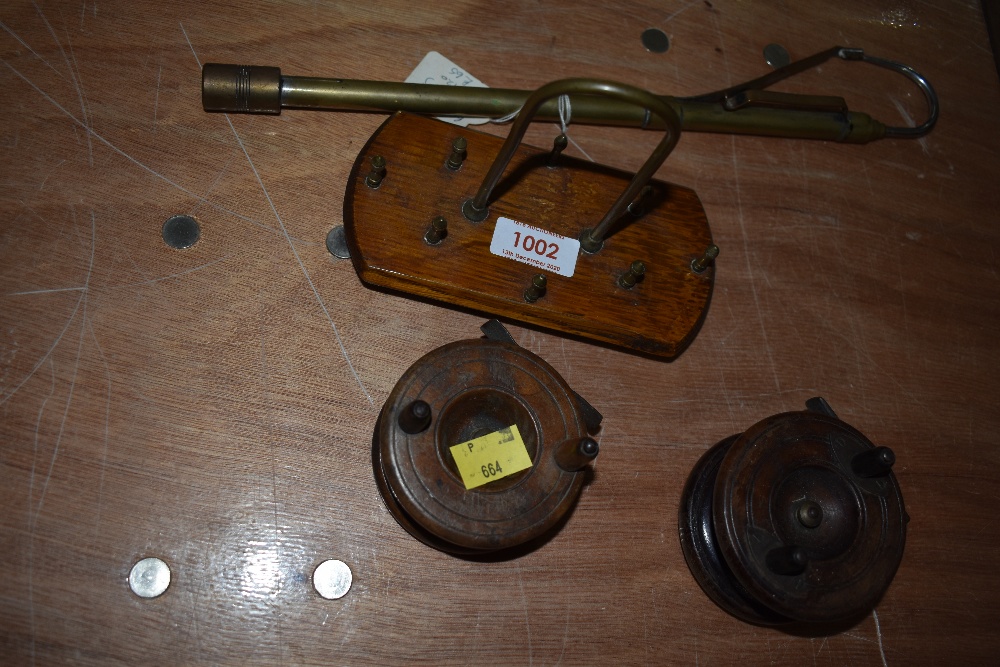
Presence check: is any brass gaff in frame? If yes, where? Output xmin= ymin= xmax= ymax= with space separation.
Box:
xmin=202 ymin=46 xmax=938 ymax=144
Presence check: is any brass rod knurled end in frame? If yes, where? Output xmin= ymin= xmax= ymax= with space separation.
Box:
xmin=202 ymin=64 xmax=282 ymax=114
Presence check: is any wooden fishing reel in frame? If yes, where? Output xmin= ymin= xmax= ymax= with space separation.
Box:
xmin=373 ymin=321 xmax=602 ymax=555
xmin=344 ymin=79 xmax=716 ymax=360
xmin=678 ymin=398 xmax=907 ymax=626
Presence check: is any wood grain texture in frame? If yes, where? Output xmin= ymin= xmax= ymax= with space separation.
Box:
xmin=1 ymin=0 xmax=998 ymax=664
xmin=345 ymin=112 xmax=715 ymax=359
xmin=374 ymin=338 xmax=589 ymax=554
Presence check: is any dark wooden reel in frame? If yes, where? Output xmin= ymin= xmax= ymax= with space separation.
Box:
xmin=679 ymin=399 xmax=907 ymax=626
xmin=373 ymin=326 xmax=599 ymax=555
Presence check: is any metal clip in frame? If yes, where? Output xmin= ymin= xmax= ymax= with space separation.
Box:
xmin=686 ymin=46 xmax=939 ymax=139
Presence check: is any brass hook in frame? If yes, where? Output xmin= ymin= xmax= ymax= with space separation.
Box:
xmin=685 ymin=46 xmax=939 ymax=139
xmin=460 ymin=78 xmax=682 ymax=253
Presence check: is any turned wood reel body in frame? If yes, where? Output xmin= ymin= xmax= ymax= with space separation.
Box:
xmin=373 ymin=322 xmax=601 ymax=555
xmin=679 ymin=398 xmax=907 ymax=626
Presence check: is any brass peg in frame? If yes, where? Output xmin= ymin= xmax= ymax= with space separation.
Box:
xmin=424 ymin=216 xmax=448 ymax=245
xmin=445 ymin=137 xmax=467 ymax=170
xmin=523 ymin=274 xmax=547 ymax=303
xmin=766 ymin=545 xmax=808 ymax=576
xmin=691 ymin=244 xmax=719 ymax=273
xmin=554 ymin=436 xmax=599 ymax=472
xmin=851 ymin=446 xmax=895 ymax=478
xmin=618 ymin=260 xmax=646 ymax=289
xmin=397 ymin=399 xmax=432 ymax=434
xmin=548 ymin=133 xmax=568 ymax=167
xmin=366 ymin=155 xmax=386 ymax=188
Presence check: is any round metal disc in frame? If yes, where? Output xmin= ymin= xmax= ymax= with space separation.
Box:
xmin=763 ymin=43 xmax=791 ymax=69
xmin=376 ymin=338 xmax=587 ymax=553
xmin=713 ymin=411 xmax=907 ymax=623
xmin=128 ymin=557 xmax=171 ymax=598
xmin=161 ymin=215 xmax=200 ymax=249
xmin=326 ymin=225 xmax=351 ymax=259
xmin=641 ymin=28 xmax=670 ymax=53
xmin=312 ymin=559 xmax=352 ymax=599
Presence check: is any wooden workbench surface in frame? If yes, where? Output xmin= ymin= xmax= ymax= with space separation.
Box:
xmin=2 ymin=1 xmax=998 ymax=664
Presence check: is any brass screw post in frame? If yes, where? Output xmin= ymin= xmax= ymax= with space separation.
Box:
xmin=445 ymin=137 xmax=467 ymax=170
xmin=797 ymin=501 xmax=823 ymax=528
xmin=548 ymin=133 xmax=568 ymax=167
xmin=618 ymin=260 xmax=646 ymax=289
xmin=523 ymin=274 xmax=547 ymax=303
xmin=366 ymin=155 xmax=387 ymax=188
xmin=691 ymin=244 xmax=720 ymax=273
xmin=424 ymin=216 xmax=448 ymax=245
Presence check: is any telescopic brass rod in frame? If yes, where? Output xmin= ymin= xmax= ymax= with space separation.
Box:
xmin=202 ymin=47 xmax=938 ymax=144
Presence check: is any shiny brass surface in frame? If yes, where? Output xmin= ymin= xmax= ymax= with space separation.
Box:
xmin=201 ymin=46 xmax=938 ymax=143
xmin=201 ymin=63 xmax=281 ymax=114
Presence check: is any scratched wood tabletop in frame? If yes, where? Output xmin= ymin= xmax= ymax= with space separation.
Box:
xmin=2 ymin=1 xmax=999 ymax=664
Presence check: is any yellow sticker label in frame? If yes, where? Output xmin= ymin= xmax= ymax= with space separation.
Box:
xmin=449 ymin=424 xmax=533 ymax=489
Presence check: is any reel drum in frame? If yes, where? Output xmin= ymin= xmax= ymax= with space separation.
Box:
xmin=373 ymin=323 xmax=600 ymax=555
xmin=679 ymin=399 xmax=907 ymax=626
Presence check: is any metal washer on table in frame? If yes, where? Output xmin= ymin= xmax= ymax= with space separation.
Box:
xmin=161 ymin=215 xmax=201 ymax=249
xmin=763 ymin=43 xmax=791 ymax=69
xmin=326 ymin=225 xmax=351 ymax=259
xmin=128 ymin=557 xmax=171 ymax=599
xmin=641 ymin=28 xmax=671 ymax=53
xmin=313 ymin=559 xmax=352 ymax=599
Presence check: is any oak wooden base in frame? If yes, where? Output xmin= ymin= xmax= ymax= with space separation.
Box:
xmin=344 ymin=113 xmax=715 ymax=359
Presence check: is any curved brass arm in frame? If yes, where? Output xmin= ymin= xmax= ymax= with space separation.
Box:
xmin=460 ymin=79 xmax=681 ymax=253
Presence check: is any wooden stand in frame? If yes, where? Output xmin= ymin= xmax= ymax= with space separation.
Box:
xmin=343 ymin=113 xmax=716 ymax=359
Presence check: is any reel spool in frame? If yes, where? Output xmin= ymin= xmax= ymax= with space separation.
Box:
xmin=373 ymin=321 xmax=602 ymax=555
xmin=679 ymin=398 xmax=907 ymax=626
